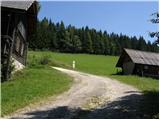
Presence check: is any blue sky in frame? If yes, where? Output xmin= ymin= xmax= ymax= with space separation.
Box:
xmin=38 ymin=1 xmax=158 ymax=42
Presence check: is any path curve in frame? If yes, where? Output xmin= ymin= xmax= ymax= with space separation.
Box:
xmin=4 ymin=67 xmax=143 ymax=119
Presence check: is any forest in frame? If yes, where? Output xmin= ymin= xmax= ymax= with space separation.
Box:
xmin=29 ymin=17 xmax=158 ymax=55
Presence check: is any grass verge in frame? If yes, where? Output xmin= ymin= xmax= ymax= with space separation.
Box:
xmin=1 ymin=66 xmax=73 ymax=116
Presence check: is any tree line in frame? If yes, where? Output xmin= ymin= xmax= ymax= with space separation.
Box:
xmin=29 ymin=17 xmax=158 ymax=55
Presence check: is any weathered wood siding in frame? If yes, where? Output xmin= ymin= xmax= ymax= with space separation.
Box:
xmin=134 ymin=64 xmax=159 ymax=78
xmin=2 ymin=7 xmax=27 ymax=65
xmin=123 ymin=61 xmax=135 ymax=75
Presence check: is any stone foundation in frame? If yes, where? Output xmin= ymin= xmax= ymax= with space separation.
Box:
xmin=12 ymin=57 xmax=25 ymax=72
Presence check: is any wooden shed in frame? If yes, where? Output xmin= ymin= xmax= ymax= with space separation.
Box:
xmin=116 ymin=48 xmax=159 ymax=78
xmin=1 ymin=0 xmax=37 ymax=81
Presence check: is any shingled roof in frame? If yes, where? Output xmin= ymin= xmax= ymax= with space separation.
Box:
xmin=116 ymin=48 xmax=159 ymax=67
xmin=1 ymin=0 xmax=35 ymax=11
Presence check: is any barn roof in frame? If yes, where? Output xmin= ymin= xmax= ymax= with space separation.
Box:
xmin=1 ymin=0 xmax=35 ymax=11
xmin=116 ymin=48 xmax=159 ymax=67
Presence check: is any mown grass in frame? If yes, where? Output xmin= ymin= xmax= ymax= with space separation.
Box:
xmin=2 ymin=51 xmax=158 ymax=117
xmin=28 ymin=51 xmax=159 ymax=118
xmin=28 ymin=51 xmax=118 ymax=75
xmin=1 ymin=57 xmax=73 ymax=116
xmin=28 ymin=51 xmax=159 ymax=89
xmin=28 ymin=51 xmax=159 ymax=91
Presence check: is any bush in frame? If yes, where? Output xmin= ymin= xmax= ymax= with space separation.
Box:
xmin=27 ymin=55 xmax=40 ymax=68
xmin=27 ymin=53 xmax=72 ymax=69
xmin=40 ymin=56 xmax=51 ymax=65
xmin=27 ymin=55 xmax=52 ymax=67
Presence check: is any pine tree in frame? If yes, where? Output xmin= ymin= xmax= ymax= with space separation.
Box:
xmin=72 ymin=35 xmax=82 ymax=53
xmin=103 ymin=31 xmax=109 ymax=55
xmin=137 ymin=36 xmax=147 ymax=51
xmin=85 ymin=31 xmax=93 ymax=53
xmin=82 ymin=27 xmax=92 ymax=53
xmin=57 ymin=21 xmax=66 ymax=51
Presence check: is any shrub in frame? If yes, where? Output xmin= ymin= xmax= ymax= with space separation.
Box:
xmin=27 ymin=55 xmax=40 ymax=68
xmin=27 ymin=53 xmax=72 ymax=69
xmin=39 ymin=56 xmax=51 ymax=65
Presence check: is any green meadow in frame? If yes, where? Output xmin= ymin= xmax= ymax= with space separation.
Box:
xmin=28 ymin=51 xmax=158 ymax=92
xmin=1 ymin=51 xmax=159 ymax=118
xmin=28 ymin=51 xmax=159 ymax=118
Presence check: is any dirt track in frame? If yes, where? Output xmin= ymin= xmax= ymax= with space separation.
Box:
xmin=4 ymin=67 xmax=143 ymax=119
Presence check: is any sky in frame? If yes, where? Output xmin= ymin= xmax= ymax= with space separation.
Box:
xmin=38 ymin=1 xmax=159 ymax=43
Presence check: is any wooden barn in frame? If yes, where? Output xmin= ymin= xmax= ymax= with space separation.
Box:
xmin=1 ymin=0 xmax=37 ymax=81
xmin=116 ymin=48 xmax=159 ymax=78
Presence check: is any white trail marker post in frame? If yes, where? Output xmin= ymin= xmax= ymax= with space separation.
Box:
xmin=72 ymin=60 xmax=75 ymax=69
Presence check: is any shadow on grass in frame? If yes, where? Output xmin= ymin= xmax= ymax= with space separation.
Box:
xmin=11 ymin=92 xmax=159 ymax=119
xmin=140 ymin=90 xmax=159 ymax=119
xmin=111 ymin=71 xmax=123 ymax=75
xmin=110 ymin=73 xmax=159 ymax=118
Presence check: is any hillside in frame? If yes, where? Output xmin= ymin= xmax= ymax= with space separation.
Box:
xmin=2 ymin=51 xmax=158 ymax=118
xmin=28 ymin=51 xmax=159 ymax=118
xmin=28 ymin=51 xmax=158 ymax=91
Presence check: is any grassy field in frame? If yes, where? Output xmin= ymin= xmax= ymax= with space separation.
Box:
xmin=1 ymin=64 xmax=73 ymax=116
xmin=28 ymin=51 xmax=158 ymax=91
xmin=28 ymin=51 xmax=159 ymax=118
xmin=2 ymin=51 xmax=158 ymax=118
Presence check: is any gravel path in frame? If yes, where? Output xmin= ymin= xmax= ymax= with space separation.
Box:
xmin=4 ymin=67 xmax=143 ymax=119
